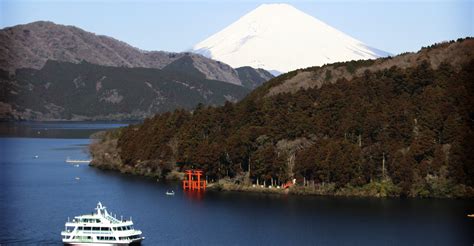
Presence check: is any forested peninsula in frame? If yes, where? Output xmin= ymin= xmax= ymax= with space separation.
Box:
xmin=90 ymin=38 xmax=474 ymax=198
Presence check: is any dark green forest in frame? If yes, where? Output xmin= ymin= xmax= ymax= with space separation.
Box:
xmin=92 ymin=39 xmax=474 ymax=197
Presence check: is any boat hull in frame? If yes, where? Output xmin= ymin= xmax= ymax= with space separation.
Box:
xmin=64 ymin=240 xmax=142 ymax=246
xmin=65 ymin=244 xmax=118 ymax=246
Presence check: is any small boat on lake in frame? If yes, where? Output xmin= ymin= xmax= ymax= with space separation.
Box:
xmin=66 ymin=157 xmax=91 ymax=164
xmin=61 ymin=202 xmax=144 ymax=245
xmin=166 ymin=190 xmax=175 ymax=196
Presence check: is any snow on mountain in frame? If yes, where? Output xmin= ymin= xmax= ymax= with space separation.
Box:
xmin=192 ymin=3 xmax=390 ymax=73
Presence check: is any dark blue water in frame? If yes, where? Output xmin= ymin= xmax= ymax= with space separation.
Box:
xmin=0 ymin=122 xmax=473 ymax=245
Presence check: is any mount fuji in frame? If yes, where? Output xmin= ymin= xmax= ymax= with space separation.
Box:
xmin=192 ymin=4 xmax=390 ymax=74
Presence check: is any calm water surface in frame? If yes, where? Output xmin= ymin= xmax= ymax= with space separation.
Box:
xmin=0 ymin=122 xmax=473 ymax=245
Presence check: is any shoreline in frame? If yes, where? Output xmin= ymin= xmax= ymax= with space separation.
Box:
xmin=88 ymin=127 xmax=474 ymax=200
xmin=89 ymin=162 xmax=474 ymax=199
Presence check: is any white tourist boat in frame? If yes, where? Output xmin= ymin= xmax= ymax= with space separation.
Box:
xmin=61 ymin=202 xmax=144 ymax=245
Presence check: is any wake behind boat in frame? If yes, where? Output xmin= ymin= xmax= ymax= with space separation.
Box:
xmin=66 ymin=157 xmax=91 ymax=164
xmin=61 ymin=202 xmax=144 ymax=245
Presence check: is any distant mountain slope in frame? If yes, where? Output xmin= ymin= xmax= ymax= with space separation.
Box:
xmin=91 ymin=38 xmax=474 ymax=198
xmin=0 ymin=21 xmax=272 ymax=87
xmin=0 ymin=60 xmax=250 ymax=120
xmin=236 ymin=66 xmax=274 ymax=90
xmin=193 ymin=3 xmax=390 ymax=73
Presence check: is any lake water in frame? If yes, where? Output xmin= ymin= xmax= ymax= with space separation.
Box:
xmin=0 ymin=122 xmax=473 ymax=245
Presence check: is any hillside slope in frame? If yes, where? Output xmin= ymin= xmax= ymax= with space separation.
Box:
xmin=236 ymin=66 xmax=274 ymax=89
xmin=0 ymin=60 xmax=250 ymax=120
xmin=0 ymin=21 xmax=272 ymax=87
xmin=90 ymin=38 xmax=474 ymax=198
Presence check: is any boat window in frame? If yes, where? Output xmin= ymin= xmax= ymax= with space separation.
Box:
xmin=99 ymin=236 xmax=114 ymax=240
xmin=96 ymin=219 xmax=101 ymax=223
xmin=93 ymin=227 xmax=100 ymax=231
xmin=84 ymin=227 xmax=91 ymax=230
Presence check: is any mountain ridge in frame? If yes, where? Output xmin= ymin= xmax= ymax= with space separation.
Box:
xmin=253 ymin=37 xmax=474 ymax=98
xmin=0 ymin=21 xmax=272 ymax=87
xmin=0 ymin=59 xmax=251 ymax=121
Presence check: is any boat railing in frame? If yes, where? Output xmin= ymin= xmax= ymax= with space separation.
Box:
xmin=106 ymin=215 xmax=122 ymax=223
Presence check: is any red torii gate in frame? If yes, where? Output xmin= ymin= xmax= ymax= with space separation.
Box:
xmin=183 ymin=169 xmax=207 ymax=191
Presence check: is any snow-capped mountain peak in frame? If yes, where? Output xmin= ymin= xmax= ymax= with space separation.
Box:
xmin=192 ymin=3 xmax=390 ymax=73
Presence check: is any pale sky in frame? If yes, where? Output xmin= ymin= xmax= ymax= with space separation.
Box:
xmin=1 ymin=0 xmax=472 ymax=55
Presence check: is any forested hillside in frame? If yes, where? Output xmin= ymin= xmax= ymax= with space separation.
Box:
xmin=0 ymin=60 xmax=250 ymax=120
xmin=91 ymin=38 xmax=474 ymax=197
